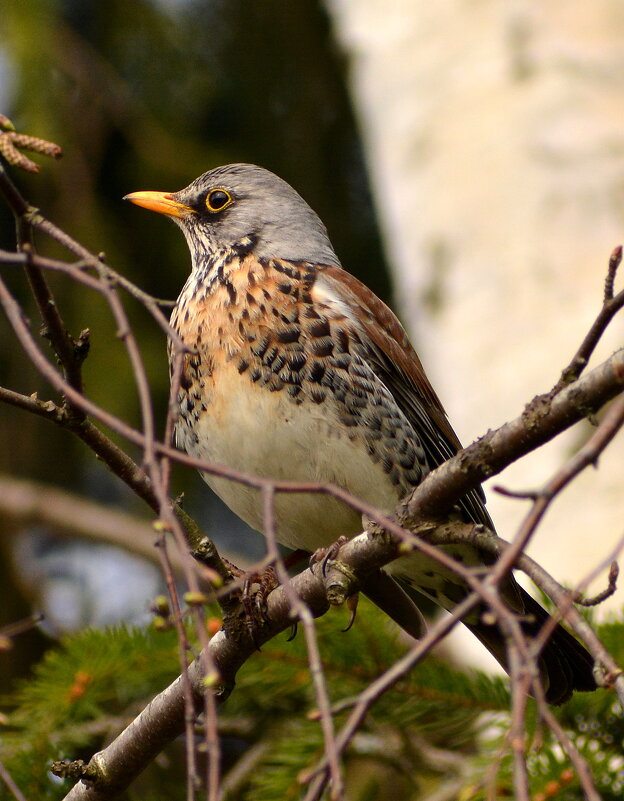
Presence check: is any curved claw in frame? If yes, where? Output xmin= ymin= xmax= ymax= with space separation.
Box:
xmin=308 ymin=536 xmax=351 ymax=577
xmin=321 ymin=549 xmax=333 ymax=577
xmin=342 ymin=594 xmax=359 ymax=632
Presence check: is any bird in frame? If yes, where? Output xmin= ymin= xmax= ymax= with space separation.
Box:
xmin=125 ymin=163 xmax=596 ymax=704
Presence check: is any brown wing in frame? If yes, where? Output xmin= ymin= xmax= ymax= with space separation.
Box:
xmin=314 ymin=268 xmax=598 ymax=701
xmin=319 ymin=265 xmax=492 ymax=529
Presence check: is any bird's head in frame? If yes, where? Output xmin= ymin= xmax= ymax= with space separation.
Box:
xmin=124 ymin=163 xmax=340 ymax=272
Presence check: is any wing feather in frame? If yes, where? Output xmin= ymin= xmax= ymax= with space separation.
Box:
xmin=317 ymin=266 xmax=492 ymax=529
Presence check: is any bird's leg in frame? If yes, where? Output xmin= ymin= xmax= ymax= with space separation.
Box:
xmin=224 ymin=552 xmax=311 ymax=644
xmin=242 ymin=565 xmax=279 ymax=620
xmin=216 ymin=558 xmax=276 ymax=645
xmin=309 ymin=535 xmax=351 ymax=577
xmin=227 ymin=564 xmax=277 ymax=647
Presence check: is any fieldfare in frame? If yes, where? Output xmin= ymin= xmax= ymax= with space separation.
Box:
xmin=125 ymin=164 xmax=596 ymax=704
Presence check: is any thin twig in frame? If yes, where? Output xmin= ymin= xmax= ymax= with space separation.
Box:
xmin=0 ymin=613 xmax=44 ymax=639
xmin=0 ymin=760 xmax=28 ymax=801
xmin=576 ymin=561 xmax=619 ymax=607
xmin=260 ymin=486 xmax=345 ymax=801
xmin=552 ymin=244 xmax=623 ymax=393
xmin=301 ymin=592 xmax=481 ymax=796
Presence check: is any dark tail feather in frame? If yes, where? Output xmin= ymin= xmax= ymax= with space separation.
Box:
xmin=467 ymin=590 xmax=596 ymax=705
xmin=361 ymin=570 xmax=427 ymax=640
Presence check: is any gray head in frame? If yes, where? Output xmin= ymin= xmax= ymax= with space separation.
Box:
xmin=125 ymin=163 xmax=340 ymax=270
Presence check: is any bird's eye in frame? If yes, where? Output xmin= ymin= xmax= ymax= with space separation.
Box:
xmin=205 ymin=189 xmax=233 ymax=213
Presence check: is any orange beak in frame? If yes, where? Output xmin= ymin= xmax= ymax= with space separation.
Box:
xmin=123 ymin=190 xmax=193 ymax=219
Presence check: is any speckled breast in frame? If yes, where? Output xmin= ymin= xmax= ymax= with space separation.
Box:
xmin=168 ymin=252 xmax=429 ymax=550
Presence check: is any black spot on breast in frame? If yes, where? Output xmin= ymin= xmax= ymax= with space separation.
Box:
xmin=277 ymin=282 xmax=292 ymax=294
xmin=267 ymin=377 xmax=284 ymax=392
xmin=308 ymin=318 xmax=331 ymax=338
xmin=310 ymin=387 xmax=326 ymax=404
xmin=280 ymin=308 xmax=299 ymax=324
xmin=381 ymin=456 xmax=393 ymax=474
xmin=251 ymin=333 xmax=271 ymax=359
xmin=321 ymin=367 xmax=336 ymax=387
xmin=351 ymin=362 xmax=370 ymax=379
xmin=330 ymin=353 xmax=350 ymax=370
xmin=398 ymin=452 xmax=416 ymax=470
xmin=180 ymin=369 xmax=193 ymax=391
xmin=307 ymin=360 xmax=325 ymax=382
xmin=367 ymin=414 xmax=382 ymax=432
xmin=271 ymin=353 xmax=286 ymax=373
xmin=335 ymin=328 xmax=349 ymax=353
xmin=311 ymin=337 xmax=333 ymax=357
xmin=276 ymin=326 xmax=300 ymax=344
xmin=225 ymin=281 xmax=237 ymax=305
xmin=238 ymin=358 xmax=250 ymax=374
xmin=287 ymin=351 xmax=307 ymax=371
xmin=264 ymin=345 xmax=279 ymax=367
xmin=404 ymin=468 xmax=423 ymax=486
xmin=272 ymin=260 xmax=301 ymax=279
xmin=346 ymin=393 xmax=367 ymax=410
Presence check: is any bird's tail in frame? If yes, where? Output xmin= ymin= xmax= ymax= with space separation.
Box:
xmin=466 ymin=589 xmax=596 ymax=705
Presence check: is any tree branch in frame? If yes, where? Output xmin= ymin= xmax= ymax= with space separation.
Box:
xmin=56 ymin=346 xmax=624 ymax=799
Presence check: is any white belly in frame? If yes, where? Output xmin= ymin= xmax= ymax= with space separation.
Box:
xmin=176 ymin=370 xmax=402 ymax=552
xmin=177 ymin=366 xmax=485 ymax=610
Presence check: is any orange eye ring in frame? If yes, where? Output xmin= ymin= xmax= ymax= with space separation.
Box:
xmin=205 ymin=188 xmax=233 ymax=213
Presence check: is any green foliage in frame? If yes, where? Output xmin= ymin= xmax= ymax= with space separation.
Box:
xmin=1 ymin=605 xmax=623 ymax=801
xmin=1 ymin=625 xmax=181 ymax=800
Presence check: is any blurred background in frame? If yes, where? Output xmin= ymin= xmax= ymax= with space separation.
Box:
xmin=1 ymin=0 xmax=623 ymax=688
xmin=0 ymin=0 xmax=389 ymax=687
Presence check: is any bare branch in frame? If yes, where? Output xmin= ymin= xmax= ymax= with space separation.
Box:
xmin=401 ymin=347 xmax=624 ymax=527
xmin=0 ymin=473 xmax=184 ymax=571
xmin=0 ymin=759 xmax=28 ymax=801
xmin=552 ymin=244 xmax=623 ymax=392
xmin=491 ymin=392 xmax=624 ymax=574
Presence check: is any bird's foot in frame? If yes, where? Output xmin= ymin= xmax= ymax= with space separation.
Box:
xmin=310 ymin=536 xmax=360 ymax=629
xmin=240 ymin=565 xmax=279 ymax=646
xmin=220 ymin=563 xmax=278 ymax=647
